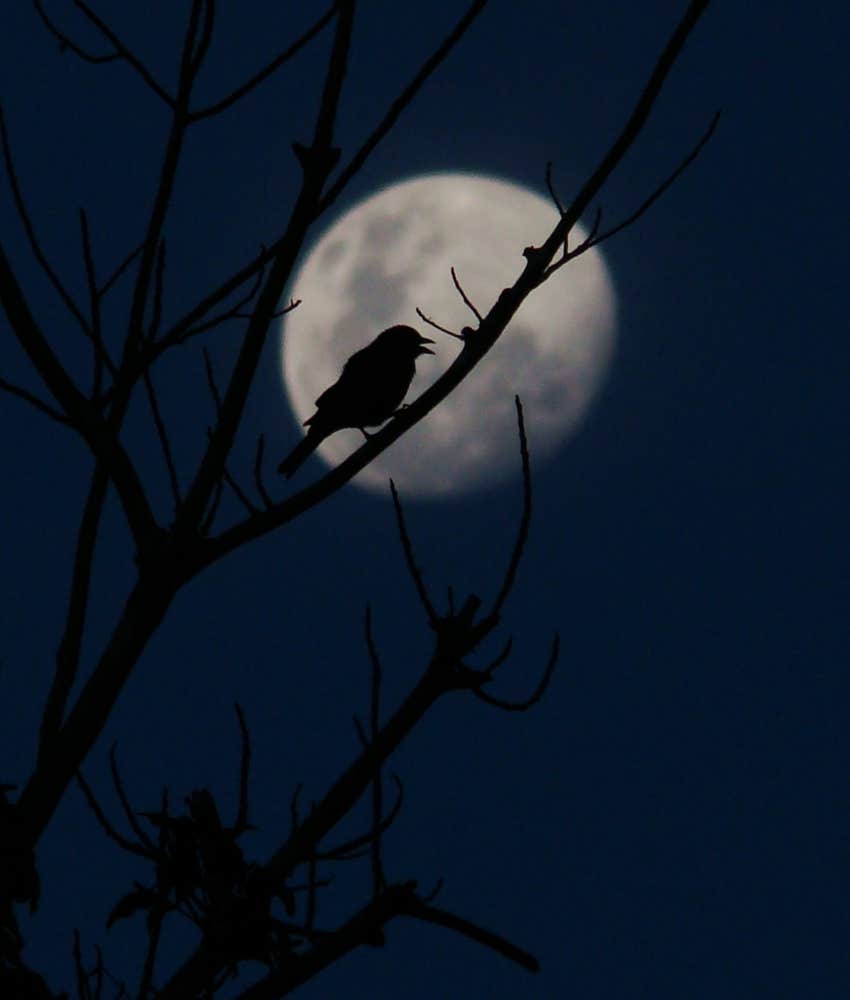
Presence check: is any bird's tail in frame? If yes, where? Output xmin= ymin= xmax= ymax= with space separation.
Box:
xmin=277 ymin=429 xmax=323 ymax=478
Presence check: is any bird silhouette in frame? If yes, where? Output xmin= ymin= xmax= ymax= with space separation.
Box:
xmin=278 ymin=324 xmax=435 ymax=478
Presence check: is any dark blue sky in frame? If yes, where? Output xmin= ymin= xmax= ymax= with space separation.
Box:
xmin=1 ymin=2 xmax=848 ymax=997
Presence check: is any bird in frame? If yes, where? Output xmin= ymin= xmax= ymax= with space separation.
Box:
xmin=278 ymin=324 xmax=435 ymax=478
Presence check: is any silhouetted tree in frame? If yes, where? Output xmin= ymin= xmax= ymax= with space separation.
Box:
xmin=0 ymin=2 xmax=715 ymax=996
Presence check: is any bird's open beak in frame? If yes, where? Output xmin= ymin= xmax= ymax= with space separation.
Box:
xmin=417 ymin=336 xmax=435 ymax=355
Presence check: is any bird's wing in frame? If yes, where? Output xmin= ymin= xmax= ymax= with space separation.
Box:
xmin=311 ymin=342 xmax=374 ymax=410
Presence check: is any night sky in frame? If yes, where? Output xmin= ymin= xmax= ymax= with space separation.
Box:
xmin=1 ymin=2 xmax=849 ymax=997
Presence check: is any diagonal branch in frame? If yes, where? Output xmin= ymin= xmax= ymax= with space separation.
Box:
xmin=0 ymin=242 xmax=156 ymax=544
xmin=317 ymin=0 xmax=489 ymax=214
xmin=33 ymin=0 xmax=119 ymax=63
xmin=143 ymin=369 xmax=181 ymax=511
xmin=403 ymin=897 xmax=539 ymax=972
xmin=0 ymin=106 xmax=89 ymax=334
xmin=233 ymin=702 xmax=252 ymax=834
xmin=38 ymin=466 xmax=110 ymax=762
xmin=490 ymin=396 xmax=532 ymax=620
xmin=473 ymin=634 xmax=559 ymax=712
xmin=0 ymin=377 xmax=69 ymax=425
xmin=189 ymin=3 xmax=337 ymax=121
xmin=73 ymin=0 xmax=176 ymax=106
xmin=545 ymin=110 xmax=721 ymax=277
xmin=175 ymin=1 xmax=356 ymax=531
xmin=389 ymin=480 xmax=439 ymax=627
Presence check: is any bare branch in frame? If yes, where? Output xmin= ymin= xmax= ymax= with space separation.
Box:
xmin=545 ymin=160 xmax=565 ymax=216
xmin=404 ymin=896 xmax=539 ymax=972
xmin=34 ymin=0 xmax=119 ymax=63
xmin=0 ymin=105 xmax=89 ymax=333
xmin=78 ymin=209 xmax=113 ymax=400
xmin=0 ymin=240 xmax=157 ymax=544
xmin=546 ymin=110 xmax=721 ymax=277
xmin=202 ymin=347 xmax=258 ymax=516
xmin=74 ymin=769 xmax=152 ymax=859
xmin=109 ymin=744 xmax=157 ymax=851
xmin=143 ymin=369 xmax=181 ymax=511
xmin=189 ymin=0 xmax=216 ymax=75
xmin=98 ymin=240 xmax=144 ymax=299
xmin=73 ymin=1 xmax=176 ymax=106
xmin=253 ymin=434 xmax=273 ymax=509
xmin=415 ymin=307 xmax=466 ymax=341
xmin=473 ymin=634 xmax=559 ymax=712
xmin=451 ymin=265 xmax=483 ymax=324
xmin=189 ymin=4 xmax=337 ymax=121
xmin=317 ymin=776 xmax=403 ymax=862
xmin=490 ymin=396 xmax=532 ymax=619
xmin=479 ymin=635 xmax=513 ymax=676
xmin=175 ymin=1 xmax=356 ymax=531
xmin=38 ymin=467 xmax=110 ymax=761
xmin=318 ymin=0 xmax=489 ymax=214
xmin=233 ymin=702 xmax=252 ymax=833
xmin=389 ymin=479 xmax=439 ymax=627
xmin=147 ymin=239 xmax=167 ymax=340
xmin=0 ymin=377 xmax=69 ymax=425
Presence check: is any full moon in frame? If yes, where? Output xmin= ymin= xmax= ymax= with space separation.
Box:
xmin=280 ymin=174 xmax=616 ymax=496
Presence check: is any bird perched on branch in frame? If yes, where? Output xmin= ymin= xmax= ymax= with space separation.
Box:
xmin=278 ymin=324 xmax=435 ymax=478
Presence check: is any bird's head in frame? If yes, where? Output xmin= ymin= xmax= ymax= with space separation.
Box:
xmin=378 ymin=325 xmax=435 ymax=357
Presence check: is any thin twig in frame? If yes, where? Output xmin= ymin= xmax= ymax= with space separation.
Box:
xmin=110 ymin=744 xmax=157 ymax=851
xmin=74 ymin=0 xmax=175 ymax=106
xmin=545 ymin=161 xmax=565 ymax=216
xmin=318 ymin=0 xmax=489 ymax=214
xmin=480 ymin=635 xmax=513 ymax=676
xmin=490 ymin=397 xmax=532 ymax=619
xmin=98 ymin=241 xmax=144 ymax=299
xmin=0 ymin=378 xmax=70 ymax=425
xmin=75 ymin=770 xmax=152 ymax=858
xmin=405 ymin=897 xmax=539 ymax=972
xmin=78 ymin=209 xmax=114 ymax=400
xmin=546 ymin=110 xmax=721 ymax=278
xmin=389 ymin=479 xmax=438 ymax=627
xmin=189 ymin=0 xmax=216 ymax=75
xmin=189 ymin=4 xmax=337 ymax=121
xmin=147 ymin=239 xmax=167 ymax=340
xmin=234 ymin=702 xmax=252 ymax=833
xmin=0 ymin=106 xmax=89 ymax=333
xmin=450 ymin=266 xmax=482 ymax=324
xmin=254 ymin=434 xmax=273 ymax=509
xmin=473 ymin=634 xmax=559 ymax=712
xmin=305 ymin=853 xmax=317 ymax=937
xmin=34 ymin=0 xmax=119 ymax=63
xmin=144 ymin=369 xmax=181 ymax=511
xmin=39 ymin=467 xmax=110 ymax=761
xmin=315 ymin=776 xmax=403 ymax=861
xmin=415 ymin=307 xmax=465 ymax=341
xmin=174 ymin=0 xmax=356 ymax=532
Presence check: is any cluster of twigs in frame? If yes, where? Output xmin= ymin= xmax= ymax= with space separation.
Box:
xmin=68 ymin=400 xmax=547 ymax=997
xmin=0 ymin=0 xmax=715 ymax=996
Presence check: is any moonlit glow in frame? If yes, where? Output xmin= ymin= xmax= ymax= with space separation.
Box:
xmin=281 ymin=174 xmax=617 ymax=496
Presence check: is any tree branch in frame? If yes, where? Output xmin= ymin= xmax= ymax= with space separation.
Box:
xmin=189 ymin=3 xmax=337 ymax=121
xmin=175 ymin=1 xmax=356 ymax=530
xmin=73 ymin=0 xmax=175 ymax=106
